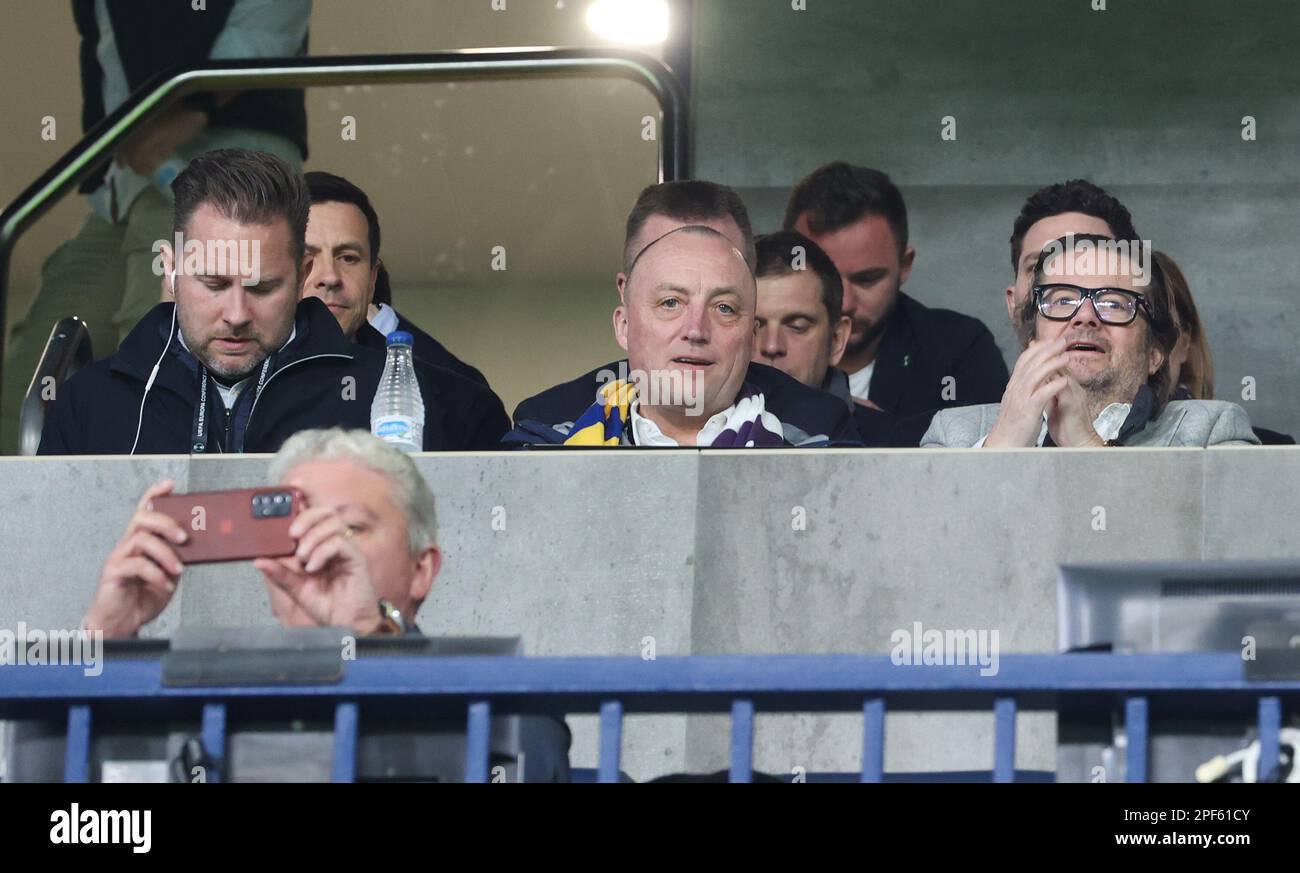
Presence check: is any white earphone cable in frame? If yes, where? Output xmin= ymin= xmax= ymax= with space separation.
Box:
xmin=130 ymin=273 xmax=178 ymax=455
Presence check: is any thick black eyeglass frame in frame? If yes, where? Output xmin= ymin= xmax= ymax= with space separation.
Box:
xmin=1032 ymin=283 xmax=1153 ymax=325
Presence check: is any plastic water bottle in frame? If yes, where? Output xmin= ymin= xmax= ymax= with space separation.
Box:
xmin=370 ymin=332 xmax=424 ymax=452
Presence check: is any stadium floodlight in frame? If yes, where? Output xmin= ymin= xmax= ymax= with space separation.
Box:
xmin=585 ymin=0 xmax=670 ymax=45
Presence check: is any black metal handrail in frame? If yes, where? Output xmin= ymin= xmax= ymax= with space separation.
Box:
xmin=19 ymin=316 xmax=92 ymax=456
xmin=0 ymin=47 xmax=690 ymax=386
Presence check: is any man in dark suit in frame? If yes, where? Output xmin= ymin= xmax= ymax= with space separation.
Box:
xmin=751 ymin=230 xmax=894 ymax=445
xmin=302 ymin=171 xmax=488 ymax=386
xmin=785 ymin=162 xmax=1009 ymax=419
xmin=505 ymin=226 xmax=860 ymax=448
xmin=44 ymin=149 xmax=508 ymax=454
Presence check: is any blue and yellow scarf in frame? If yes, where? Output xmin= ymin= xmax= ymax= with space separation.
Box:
xmin=564 ymin=379 xmax=786 ymax=447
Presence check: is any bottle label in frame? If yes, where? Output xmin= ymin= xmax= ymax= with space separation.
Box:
xmin=373 ymin=415 xmax=417 ymax=443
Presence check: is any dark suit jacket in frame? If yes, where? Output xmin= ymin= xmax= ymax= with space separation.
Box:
xmin=355 ymin=310 xmax=488 ymax=387
xmin=866 ymin=292 xmax=1009 ymax=417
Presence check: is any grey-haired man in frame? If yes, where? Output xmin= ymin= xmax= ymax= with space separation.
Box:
xmin=68 ymin=428 xmax=570 ymax=782
xmin=83 ymin=428 xmax=440 ymax=638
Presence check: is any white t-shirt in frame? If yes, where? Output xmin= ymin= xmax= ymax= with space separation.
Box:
xmin=847 ymin=361 xmax=876 ymax=401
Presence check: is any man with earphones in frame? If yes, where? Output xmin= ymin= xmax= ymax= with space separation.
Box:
xmin=37 ymin=148 xmax=509 ymax=455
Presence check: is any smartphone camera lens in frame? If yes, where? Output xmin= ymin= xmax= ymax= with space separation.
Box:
xmin=251 ymin=492 xmax=292 ymax=519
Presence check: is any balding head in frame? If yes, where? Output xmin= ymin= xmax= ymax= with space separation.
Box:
xmin=614 ymin=226 xmax=758 ymax=430
xmin=617 ymin=181 xmax=755 ymax=302
xmin=624 ymin=224 xmax=754 ymax=296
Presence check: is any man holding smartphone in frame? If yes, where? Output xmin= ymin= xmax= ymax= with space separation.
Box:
xmin=82 ymin=428 xmax=440 ymax=638
xmin=69 ymin=428 xmax=574 ymax=781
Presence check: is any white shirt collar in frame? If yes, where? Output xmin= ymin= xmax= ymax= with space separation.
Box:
xmin=213 ymin=378 xmax=251 ymax=410
xmin=368 ymin=303 xmax=400 ymax=336
xmin=630 ymin=399 xmax=734 ymax=447
xmin=1035 ymin=402 xmax=1131 ymax=446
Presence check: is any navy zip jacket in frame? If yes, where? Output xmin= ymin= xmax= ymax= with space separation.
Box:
xmin=504 ymin=360 xmax=862 ymax=447
xmin=38 ymin=298 xmax=508 ymax=455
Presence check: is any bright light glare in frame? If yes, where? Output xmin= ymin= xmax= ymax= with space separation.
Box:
xmin=586 ymin=0 xmax=670 ymax=45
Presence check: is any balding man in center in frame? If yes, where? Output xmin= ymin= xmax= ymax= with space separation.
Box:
xmin=504 ymin=225 xmax=860 ymax=447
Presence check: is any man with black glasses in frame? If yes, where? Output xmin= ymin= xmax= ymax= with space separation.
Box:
xmin=921 ymin=234 xmax=1257 ymax=447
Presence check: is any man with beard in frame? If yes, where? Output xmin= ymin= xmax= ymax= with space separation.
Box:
xmin=921 ymin=234 xmax=1257 ymax=447
xmin=784 ymin=162 xmax=1009 ymax=418
xmin=750 ymin=230 xmax=894 ymax=445
xmin=38 ymin=149 xmax=508 ymax=454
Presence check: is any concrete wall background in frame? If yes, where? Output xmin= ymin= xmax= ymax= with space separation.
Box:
xmin=2 ymin=448 xmax=1296 ymax=779
xmin=694 ymin=0 xmax=1300 ymax=437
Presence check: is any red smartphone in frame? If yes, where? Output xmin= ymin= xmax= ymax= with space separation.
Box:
xmin=149 ymin=487 xmax=304 ymax=564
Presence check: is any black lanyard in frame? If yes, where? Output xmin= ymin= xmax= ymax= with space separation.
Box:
xmin=190 ymin=355 xmax=274 ymax=454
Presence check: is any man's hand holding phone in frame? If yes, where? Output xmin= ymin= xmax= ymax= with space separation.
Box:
xmin=86 ymin=483 xmax=385 ymax=638
xmin=255 ymin=505 xmax=386 ymax=636
xmin=84 ymin=480 xmax=189 ymax=639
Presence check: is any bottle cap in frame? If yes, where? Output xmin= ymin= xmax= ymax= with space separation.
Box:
xmin=386 ymin=331 xmax=414 ymax=348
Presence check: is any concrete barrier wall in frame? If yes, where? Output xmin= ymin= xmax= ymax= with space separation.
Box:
xmin=2 ymin=447 xmax=1297 ymax=780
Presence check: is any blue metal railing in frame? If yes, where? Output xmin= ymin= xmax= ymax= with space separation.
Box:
xmin=0 ymin=652 xmax=1293 ymax=783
